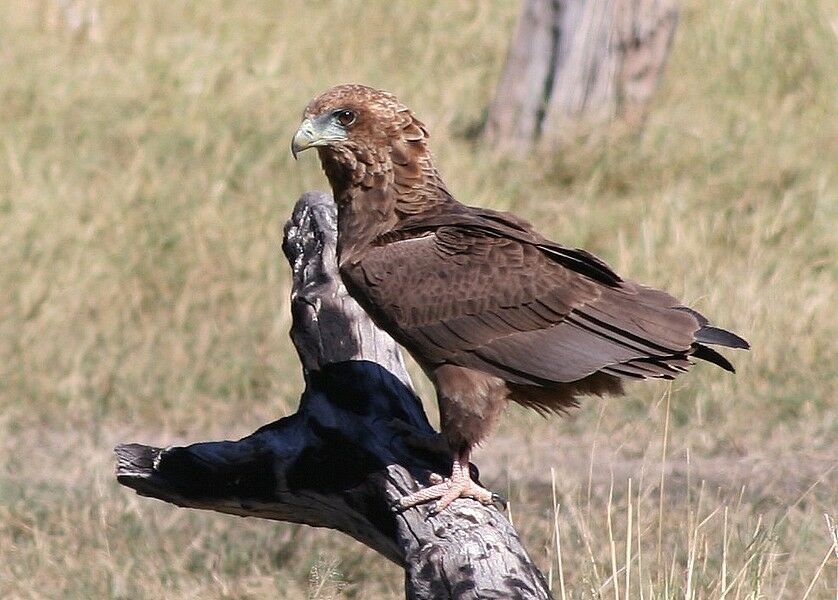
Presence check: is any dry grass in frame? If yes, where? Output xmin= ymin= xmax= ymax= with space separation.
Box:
xmin=1 ymin=0 xmax=836 ymax=598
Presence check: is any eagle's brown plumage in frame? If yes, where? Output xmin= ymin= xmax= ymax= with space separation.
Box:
xmin=292 ymin=84 xmax=749 ymax=511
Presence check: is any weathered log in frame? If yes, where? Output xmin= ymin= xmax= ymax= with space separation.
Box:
xmin=484 ymin=0 xmax=678 ymax=154
xmin=115 ymin=191 xmax=553 ymax=600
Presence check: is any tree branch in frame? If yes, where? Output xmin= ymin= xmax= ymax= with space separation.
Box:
xmin=115 ymin=191 xmax=552 ymax=599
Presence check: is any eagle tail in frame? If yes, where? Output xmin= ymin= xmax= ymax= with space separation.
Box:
xmin=694 ymin=323 xmax=750 ymax=350
xmin=692 ymin=343 xmax=735 ymax=372
xmin=689 ymin=323 xmax=749 ymax=373
xmin=507 ymin=318 xmax=749 ymax=414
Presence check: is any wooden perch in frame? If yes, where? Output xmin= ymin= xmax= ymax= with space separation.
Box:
xmin=115 ymin=191 xmax=552 ymax=599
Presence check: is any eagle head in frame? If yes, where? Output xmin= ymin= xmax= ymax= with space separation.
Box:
xmin=292 ymin=85 xmax=434 ymax=193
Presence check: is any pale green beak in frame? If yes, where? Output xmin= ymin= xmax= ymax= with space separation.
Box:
xmin=291 ymin=118 xmax=320 ymax=159
xmin=291 ymin=114 xmax=349 ymax=159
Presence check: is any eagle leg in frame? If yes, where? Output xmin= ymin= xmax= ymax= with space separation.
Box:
xmin=398 ymin=452 xmax=498 ymax=513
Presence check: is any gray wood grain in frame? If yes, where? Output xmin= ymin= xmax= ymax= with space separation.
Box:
xmin=485 ymin=0 xmax=678 ymax=153
xmin=115 ymin=191 xmax=552 ymax=599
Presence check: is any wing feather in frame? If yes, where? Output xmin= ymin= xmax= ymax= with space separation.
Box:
xmin=340 ymin=214 xmax=741 ymax=392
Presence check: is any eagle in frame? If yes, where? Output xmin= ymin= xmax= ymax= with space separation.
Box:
xmin=291 ymin=84 xmax=748 ymax=512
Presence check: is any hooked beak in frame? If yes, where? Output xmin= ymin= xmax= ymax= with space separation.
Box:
xmin=291 ymin=119 xmax=321 ymax=159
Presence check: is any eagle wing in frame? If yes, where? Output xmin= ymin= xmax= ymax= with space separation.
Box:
xmin=341 ymin=211 xmax=745 ymax=393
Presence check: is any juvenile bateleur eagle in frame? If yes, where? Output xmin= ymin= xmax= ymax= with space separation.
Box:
xmin=292 ymin=84 xmax=749 ymax=512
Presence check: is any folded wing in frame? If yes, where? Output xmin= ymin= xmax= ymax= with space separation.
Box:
xmin=342 ymin=214 xmax=747 ymax=409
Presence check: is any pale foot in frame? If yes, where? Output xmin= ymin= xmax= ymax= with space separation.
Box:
xmin=397 ymin=456 xmax=502 ymax=514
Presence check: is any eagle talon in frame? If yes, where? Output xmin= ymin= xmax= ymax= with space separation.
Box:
xmin=395 ymin=454 xmax=497 ymax=513
xmin=387 ymin=497 xmax=407 ymax=514
xmin=491 ymin=493 xmax=508 ymax=510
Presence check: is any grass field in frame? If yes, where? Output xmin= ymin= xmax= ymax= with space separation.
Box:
xmin=1 ymin=0 xmax=836 ymax=598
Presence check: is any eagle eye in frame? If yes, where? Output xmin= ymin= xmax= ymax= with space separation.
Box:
xmin=335 ymin=109 xmax=356 ymax=127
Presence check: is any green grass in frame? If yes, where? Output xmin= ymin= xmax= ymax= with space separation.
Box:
xmin=1 ymin=0 xmax=836 ymax=598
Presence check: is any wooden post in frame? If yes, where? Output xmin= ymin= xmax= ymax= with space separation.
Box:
xmin=484 ymin=0 xmax=678 ymax=154
xmin=115 ymin=191 xmax=553 ymax=600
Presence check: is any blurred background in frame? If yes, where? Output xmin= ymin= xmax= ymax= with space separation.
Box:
xmin=1 ymin=1 xmax=835 ymax=598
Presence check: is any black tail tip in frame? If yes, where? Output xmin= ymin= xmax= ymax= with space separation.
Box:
xmin=692 ymin=344 xmax=738 ymax=372
xmin=696 ymin=325 xmax=750 ymax=350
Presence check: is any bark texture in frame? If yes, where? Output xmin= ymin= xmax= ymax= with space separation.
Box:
xmin=484 ymin=0 xmax=678 ymax=153
xmin=115 ymin=191 xmax=553 ymax=600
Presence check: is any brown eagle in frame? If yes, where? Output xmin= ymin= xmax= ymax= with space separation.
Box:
xmin=292 ymin=84 xmax=748 ymax=512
